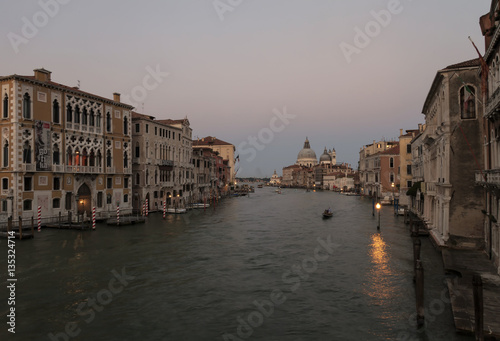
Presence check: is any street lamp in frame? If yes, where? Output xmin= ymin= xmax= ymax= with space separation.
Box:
xmin=376 ymin=202 xmax=381 ymax=230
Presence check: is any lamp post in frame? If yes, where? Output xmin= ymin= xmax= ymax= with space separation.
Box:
xmin=376 ymin=202 xmax=381 ymax=230
xmin=75 ymin=194 xmax=80 ymax=223
xmin=391 ymin=182 xmax=395 ymax=211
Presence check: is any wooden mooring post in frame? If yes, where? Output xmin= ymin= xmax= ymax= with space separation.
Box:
xmin=18 ymin=216 xmax=22 ymax=240
xmin=68 ymin=211 xmax=72 ymax=225
xmin=31 ymin=216 xmax=34 ymax=236
xmin=413 ymin=237 xmax=421 ymax=282
xmin=473 ymin=274 xmax=484 ymax=341
xmin=415 ymin=259 xmax=424 ymax=327
xmin=7 ymin=216 xmax=12 ymax=234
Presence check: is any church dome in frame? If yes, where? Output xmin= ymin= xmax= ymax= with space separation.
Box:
xmin=296 ymin=137 xmax=318 ymax=167
xmin=319 ymin=147 xmax=331 ymax=163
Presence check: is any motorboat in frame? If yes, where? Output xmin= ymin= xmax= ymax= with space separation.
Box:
xmin=323 ymin=208 xmax=333 ymax=218
xmin=191 ymin=203 xmax=210 ymax=209
xmin=166 ymin=208 xmax=187 ymax=214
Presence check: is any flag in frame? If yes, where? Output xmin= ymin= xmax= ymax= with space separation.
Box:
xmin=468 ymin=36 xmax=489 ymax=97
xmin=463 ymin=84 xmax=474 ymax=113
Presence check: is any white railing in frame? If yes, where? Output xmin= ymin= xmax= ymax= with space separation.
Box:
xmin=426 ymin=182 xmax=436 ymax=193
xmin=66 ymin=123 xmax=72 ymax=130
xmin=22 ymin=164 xmax=36 ymax=172
xmin=476 ymin=170 xmax=500 ymax=187
xmin=65 ymin=165 xmax=103 ymax=174
xmin=106 ymin=167 xmax=116 ymax=174
xmin=88 ymin=127 xmax=94 ymax=134
xmin=53 ymin=165 xmax=64 ymax=173
xmin=95 ymin=127 xmax=102 ymax=134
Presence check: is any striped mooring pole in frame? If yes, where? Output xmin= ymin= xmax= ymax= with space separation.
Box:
xmin=37 ymin=206 xmax=41 ymax=232
xmin=163 ymin=201 xmax=166 ymax=219
xmin=117 ymin=205 xmax=120 ymax=225
xmin=142 ymin=202 xmax=145 ymax=217
xmin=145 ymin=199 xmax=149 ymax=217
xmin=92 ymin=207 xmax=96 ymax=230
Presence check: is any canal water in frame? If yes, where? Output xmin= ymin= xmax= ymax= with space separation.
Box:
xmin=1 ymin=187 xmax=473 ymax=341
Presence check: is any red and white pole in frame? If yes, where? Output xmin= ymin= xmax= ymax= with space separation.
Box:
xmin=92 ymin=207 xmax=96 ymax=230
xmin=142 ymin=202 xmax=145 ymax=217
xmin=37 ymin=206 xmax=41 ymax=232
xmin=117 ymin=205 xmax=120 ymax=225
xmin=163 ymin=201 xmax=166 ymax=219
xmin=145 ymin=199 xmax=149 ymax=217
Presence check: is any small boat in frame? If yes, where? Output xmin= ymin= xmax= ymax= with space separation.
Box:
xmin=166 ymin=208 xmax=187 ymax=214
xmin=191 ymin=203 xmax=210 ymax=209
xmin=323 ymin=208 xmax=333 ymax=218
xmin=258 ymin=184 xmax=263 ymax=188
xmin=380 ymin=196 xmax=392 ymax=205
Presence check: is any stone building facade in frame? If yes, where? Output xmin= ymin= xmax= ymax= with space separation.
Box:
xmin=0 ymin=68 xmax=133 ymax=221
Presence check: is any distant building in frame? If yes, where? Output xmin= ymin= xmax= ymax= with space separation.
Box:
xmin=269 ymin=170 xmax=281 ymax=186
xmin=296 ymin=137 xmax=318 ymax=167
xmin=359 ymin=140 xmax=398 ymax=197
xmin=398 ymin=129 xmax=419 ymax=206
xmin=193 ymin=136 xmax=235 ymax=184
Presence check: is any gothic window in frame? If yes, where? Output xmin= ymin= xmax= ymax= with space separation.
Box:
xmin=23 ymin=141 xmax=32 ymax=164
xmin=53 ymin=144 xmax=60 ymax=165
xmin=136 ymin=173 xmax=140 ymax=185
xmin=123 ymin=116 xmax=128 ymax=135
xmin=460 ymin=85 xmax=476 ymax=119
xmin=89 ymin=109 xmax=95 ymax=126
xmin=82 ymin=108 xmax=88 ymax=125
xmin=389 ymin=157 xmax=394 ymax=168
xmin=106 ymin=150 xmax=112 ymax=167
xmin=22 ymin=93 xmax=31 ymax=119
xmin=74 ymin=105 xmax=80 ymax=124
xmin=53 ymin=99 xmax=60 ymax=124
xmin=67 ymin=147 xmax=73 ymax=166
xmin=96 ymin=110 xmax=101 ymax=127
xmin=3 ymin=94 xmax=8 ymax=118
xmin=66 ymin=104 xmax=72 ymax=122
xmin=106 ymin=112 xmax=111 ymax=132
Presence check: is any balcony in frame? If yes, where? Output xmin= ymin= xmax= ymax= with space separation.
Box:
xmin=425 ymin=182 xmax=436 ymax=195
xmin=106 ymin=167 xmax=116 ymax=174
xmin=160 ymin=160 xmax=174 ymax=166
xmin=22 ymin=164 xmax=36 ymax=172
xmin=476 ymin=169 xmax=500 ymax=188
xmin=486 ymin=86 xmax=500 ymax=117
xmin=53 ymin=165 xmax=65 ymax=173
xmin=65 ymin=165 xmax=103 ymax=174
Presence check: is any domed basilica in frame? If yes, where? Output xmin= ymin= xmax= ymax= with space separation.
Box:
xmin=296 ymin=137 xmax=336 ymax=167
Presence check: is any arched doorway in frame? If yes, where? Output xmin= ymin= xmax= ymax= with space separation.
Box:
xmin=77 ymin=184 xmax=91 ymax=217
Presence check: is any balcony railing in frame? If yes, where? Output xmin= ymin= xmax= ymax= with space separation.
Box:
xmin=53 ymin=165 xmax=65 ymax=173
xmin=425 ymin=182 xmax=436 ymax=194
xmin=106 ymin=167 xmax=116 ymax=174
xmin=22 ymin=164 xmax=36 ymax=172
xmin=486 ymin=86 xmax=500 ymax=117
xmin=476 ymin=170 xmax=500 ymax=187
xmin=65 ymin=165 xmax=103 ymax=174
xmin=160 ymin=160 xmax=174 ymax=166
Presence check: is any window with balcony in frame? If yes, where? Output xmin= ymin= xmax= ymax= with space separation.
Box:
xmin=53 ymin=99 xmax=60 ymax=124
xmin=66 ymin=104 xmax=72 ymax=122
xmin=96 ymin=111 xmax=101 ymax=128
xmin=22 ymin=93 xmax=31 ymax=119
xmin=2 ymin=94 xmax=8 ymax=118
xmin=74 ymin=105 xmax=80 ymax=124
xmin=460 ymin=85 xmax=476 ymax=119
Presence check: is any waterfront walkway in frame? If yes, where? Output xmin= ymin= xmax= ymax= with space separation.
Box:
xmin=442 ymin=249 xmax=500 ymax=338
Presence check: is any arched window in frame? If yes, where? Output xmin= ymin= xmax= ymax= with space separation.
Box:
xmin=53 ymin=99 xmax=60 ymax=124
xmin=106 ymin=112 xmax=111 ymax=132
xmin=82 ymin=108 xmax=88 ymax=125
xmin=53 ymin=144 xmax=60 ymax=165
xmin=89 ymin=109 xmax=95 ymax=126
xmin=96 ymin=110 xmax=101 ymax=127
xmin=106 ymin=150 xmax=112 ymax=167
xmin=66 ymin=104 xmax=72 ymax=122
xmin=389 ymin=157 xmax=394 ymax=168
xmin=23 ymin=141 xmax=32 ymax=164
xmin=3 ymin=141 xmax=8 ymax=167
xmin=124 ymin=152 xmax=128 ymax=168
xmin=460 ymin=85 xmax=476 ymax=119
xmin=123 ymin=116 xmax=128 ymax=135
xmin=22 ymin=93 xmax=31 ymax=119
xmin=3 ymin=94 xmax=8 ymax=118
xmin=74 ymin=105 xmax=80 ymax=124
xmin=89 ymin=150 xmax=95 ymax=167
xmin=67 ymin=147 xmax=73 ymax=166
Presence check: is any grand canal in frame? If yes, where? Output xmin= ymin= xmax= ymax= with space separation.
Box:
xmin=1 ymin=187 xmax=472 ymax=340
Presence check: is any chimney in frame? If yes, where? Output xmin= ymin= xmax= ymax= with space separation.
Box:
xmin=418 ymin=123 xmax=423 ymax=132
xmin=399 ymin=128 xmax=403 ymax=136
xmin=113 ymin=93 xmax=121 ymax=102
xmin=33 ymin=68 xmax=51 ymax=82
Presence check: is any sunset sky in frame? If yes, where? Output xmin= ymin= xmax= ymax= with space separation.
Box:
xmin=0 ymin=0 xmax=490 ymax=177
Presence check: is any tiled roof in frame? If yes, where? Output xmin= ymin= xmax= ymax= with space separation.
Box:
xmin=379 ymin=144 xmax=400 ymax=155
xmin=192 ymin=136 xmax=232 ymax=146
xmin=443 ymin=58 xmax=480 ymax=70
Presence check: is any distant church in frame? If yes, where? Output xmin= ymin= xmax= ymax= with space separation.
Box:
xmin=296 ymin=137 xmax=336 ymax=167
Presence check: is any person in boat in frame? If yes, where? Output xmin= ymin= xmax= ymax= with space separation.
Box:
xmin=324 ymin=208 xmax=332 ymax=214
